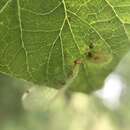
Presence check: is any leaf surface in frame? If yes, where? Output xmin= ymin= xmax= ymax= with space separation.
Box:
xmin=0 ymin=0 xmax=130 ymax=93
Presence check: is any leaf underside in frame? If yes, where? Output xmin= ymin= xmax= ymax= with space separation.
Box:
xmin=0 ymin=0 xmax=130 ymax=93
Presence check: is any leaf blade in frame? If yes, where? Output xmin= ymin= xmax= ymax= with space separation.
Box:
xmin=0 ymin=0 xmax=130 ymax=93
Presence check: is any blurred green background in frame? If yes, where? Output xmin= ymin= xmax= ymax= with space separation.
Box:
xmin=0 ymin=71 xmax=130 ymax=130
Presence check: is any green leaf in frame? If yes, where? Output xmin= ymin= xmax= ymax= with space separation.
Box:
xmin=0 ymin=0 xmax=130 ymax=93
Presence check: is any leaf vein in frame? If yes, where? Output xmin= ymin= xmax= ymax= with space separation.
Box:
xmin=0 ymin=0 xmax=12 ymax=14
xmin=17 ymin=0 xmax=33 ymax=79
xmin=20 ymin=2 xmax=62 ymax=16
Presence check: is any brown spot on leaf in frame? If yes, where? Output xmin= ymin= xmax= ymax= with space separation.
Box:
xmin=87 ymin=51 xmax=93 ymax=57
xmin=89 ymin=43 xmax=94 ymax=49
xmin=74 ymin=59 xmax=82 ymax=64
xmin=26 ymin=90 xmax=30 ymax=94
xmin=90 ymin=52 xmax=108 ymax=63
